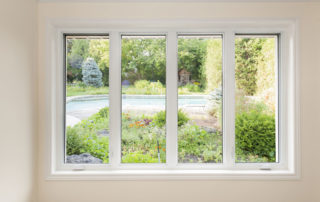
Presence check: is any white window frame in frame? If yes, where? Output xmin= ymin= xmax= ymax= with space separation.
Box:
xmin=44 ymin=19 xmax=300 ymax=180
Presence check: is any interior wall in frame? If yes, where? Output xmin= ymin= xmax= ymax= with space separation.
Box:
xmin=38 ymin=2 xmax=320 ymax=202
xmin=0 ymin=0 xmax=37 ymax=202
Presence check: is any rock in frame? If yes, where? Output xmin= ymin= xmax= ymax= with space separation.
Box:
xmin=66 ymin=153 xmax=103 ymax=164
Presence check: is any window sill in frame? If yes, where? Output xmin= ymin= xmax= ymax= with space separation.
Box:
xmin=47 ymin=168 xmax=299 ymax=180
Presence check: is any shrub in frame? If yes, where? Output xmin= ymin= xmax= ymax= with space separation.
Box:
xmin=125 ymin=80 xmax=165 ymax=95
xmin=98 ymin=107 xmax=109 ymax=118
xmin=178 ymin=110 xmax=190 ymax=127
xmin=153 ymin=110 xmax=189 ymax=128
xmin=134 ymin=80 xmax=150 ymax=89
xmin=82 ymin=58 xmax=103 ymax=87
xmin=66 ymin=126 xmax=85 ymax=155
xmin=153 ymin=110 xmax=166 ymax=128
xmin=184 ymin=83 xmax=202 ymax=92
xmin=235 ymin=110 xmax=276 ymax=161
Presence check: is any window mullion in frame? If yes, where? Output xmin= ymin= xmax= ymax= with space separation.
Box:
xmin=166 ymin=31 xmax=178 ymax=168
xmin=223 ymin=31 xmax=236 ymax=168
xmin=109 ymin=31 xmax=121 ymax=168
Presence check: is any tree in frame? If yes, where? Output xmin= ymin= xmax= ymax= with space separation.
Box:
xmin=235 ymin=38 xmax=264 ymax=96
xmin=178 ymin=38 xmax=207 ymax=87
xmin=121 ymin=37 xmax=166 ymax=84
xmin=88 ymin=39 xmax=110 ymax=86
xmin=66 ymin=39 xmax=90 ymax=83
xmin=204 ymin=39 xmax=222 ymax=92
xmin=82 ymin=58 xmax=103 ymax=87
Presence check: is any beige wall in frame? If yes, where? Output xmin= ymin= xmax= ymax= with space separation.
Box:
xmin=0 ymin=0 xmax=37 ymax=202
xmin=37 ymin=2 xmax=320 ymax=202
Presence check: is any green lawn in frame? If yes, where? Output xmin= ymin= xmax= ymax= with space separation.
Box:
xmin=67 ymin=84 xmax=206 ymax=97
xmin=66 ymin=85 xmax=109 ymax=97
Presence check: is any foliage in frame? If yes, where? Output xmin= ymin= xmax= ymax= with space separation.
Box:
xmin=182 ymin=83 xmax=202 ymax=92
xmin=66 ymin=107 xmax=110 ymax=163
xmin=66 ymin=66 xmax=82 ymax=83
xmin=153 ymin=110 xmax=189 ymax=128
xmin=204 ymin=39 xmax=223 ymax=92
xmin=235 ymin=110 xmax=276 ymax=162
xmin=153 ymin=110 xmax=166 ymax=128
xmin=67 ymin=39 xmax=89 ymax=69
xmin=98 ymin=107 xmax=109 ymax=118
xmin=178 ymin=124 xmax=222 ymax=163
xmin=256 ymin=38 xmax=276 ymax=95
xmin=82 ymin=58 xmax=103 ymax=87
xmin=88 ymin=39 xmax=110 ymax=86
xmin=123 ymin=80 xmax=166 ymax=95
xmin=235 ymin=38 xmax=265 ymax=95
xmin=235 ymin=88 xmax=272 ymax=115
xmin=66 ymin=39 xmax=90 ymax=83
xmin=122 ymin=151 xmax=159 ymax=163
xmin=178 ymin=38 xmax=207 ymax=87
xmin=66 ymin=127 xmax=85 ymax=155
xmin=121 ymin=112 xmax=166 ymax=163
xmin=121 ymin=37 xmax=166 ymax=85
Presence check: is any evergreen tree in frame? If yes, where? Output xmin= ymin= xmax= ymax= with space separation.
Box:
xmin=82 ymin=58 xmax=103 ymax=87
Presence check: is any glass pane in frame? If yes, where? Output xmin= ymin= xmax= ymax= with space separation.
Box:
xmin=121 ymin=35 xmax=166 ymax=163
xmin=235 ymin=35 xmax=277 ymax=163
xmin=65 ymin=35 xmax=110 ymax=164
xmin=177 ymin=35 xmax=223 ymax=163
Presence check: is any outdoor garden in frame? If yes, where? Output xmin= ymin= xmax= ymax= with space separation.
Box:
xmin=65 ymin=35 xmax=277 ymax=164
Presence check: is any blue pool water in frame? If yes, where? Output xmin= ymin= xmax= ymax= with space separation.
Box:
xmin=66 ymin=96 xmax=208 ymax=113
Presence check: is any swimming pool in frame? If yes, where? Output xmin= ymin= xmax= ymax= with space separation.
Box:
xmin=66 ymin=95 xmax=209 ymax=113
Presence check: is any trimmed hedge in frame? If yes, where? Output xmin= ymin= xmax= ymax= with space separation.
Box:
xmin=235 ymin=110 xmax=276 ymax=162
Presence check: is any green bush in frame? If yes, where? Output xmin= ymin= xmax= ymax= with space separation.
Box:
xmin=134 ymin=80 xmax=150 ymax=89
xmin=153 ymin=110 xmax=189 ymax=128
xmin=235 ymin=110 xmax=276 ymax=162
xmin=98 ymin=107 xmax=109 ymax=118
xmin=66 ymin=126 xmax=85 ymax=155
xmin=184 ymin=83 xmax=201 ymax=92
xmin=123 ymin=80 xmax=165 ymax=95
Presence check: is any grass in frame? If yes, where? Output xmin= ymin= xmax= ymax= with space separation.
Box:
xmin=67 ymin=83 xmax=206 ymax=97
xmin=67 ymin=85 xmax=109 ymax=97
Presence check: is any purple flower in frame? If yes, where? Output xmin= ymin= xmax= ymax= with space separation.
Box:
xmin=144 ymin=118 xmax=152 ymax=126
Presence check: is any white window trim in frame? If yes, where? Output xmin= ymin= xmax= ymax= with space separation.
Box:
xmin=44 ymin=19 xmax=300 ymax=180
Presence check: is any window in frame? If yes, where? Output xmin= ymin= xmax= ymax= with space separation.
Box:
xmin=46 ymin=20 xmax=299 ymax=180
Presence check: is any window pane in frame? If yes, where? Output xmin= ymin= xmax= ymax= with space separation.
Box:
xmin=235 ymin=35 xmax=278 ymax=163
xmin=65 ymin=35 xmax=110 ymax=164
xmin=177 ymin=35 xmax=223 ymax=163
xmin=121 ymin=35 xmax=166 ymax=163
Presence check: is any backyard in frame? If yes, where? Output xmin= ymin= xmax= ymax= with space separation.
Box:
xmin=65 ymin=34 xmax=277 ymax=164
